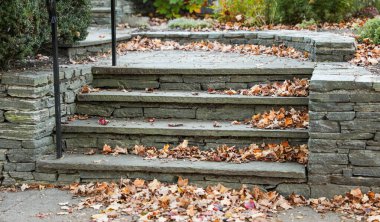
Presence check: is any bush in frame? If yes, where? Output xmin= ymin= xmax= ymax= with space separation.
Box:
xmin=145 ymin=0 xmax=206 ymax=18
xmin=358 ymin=17 xmax=380 ymax=44
xmin=56 ymin=0 xmax=92 ymax=45
xmin=168 ymin=18 xmax=213 ymax=29
xmin=0 ymin=0 xmax=91 ymax=67
xmin=0 ymin=0 xmax=47 ymax=67
xmin=275 ymin=0 xmax=354 ymax=24
xmin=213 ymin=0 xmax=269 ymax=26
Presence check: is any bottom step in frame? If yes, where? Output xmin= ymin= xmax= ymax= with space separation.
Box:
xmin=37 ymin=154 xmax=306 ymax=189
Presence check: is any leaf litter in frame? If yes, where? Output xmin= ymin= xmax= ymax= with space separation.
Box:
xmin=118 ymin=36 xmax=308 ymax=60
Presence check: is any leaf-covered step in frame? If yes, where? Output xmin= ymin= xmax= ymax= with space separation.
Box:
xmin=75 ymin=90 xmax=308 ymax=120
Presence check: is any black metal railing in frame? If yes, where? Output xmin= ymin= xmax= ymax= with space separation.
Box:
xmin=47 ymin=0 xmax=117 ymax=159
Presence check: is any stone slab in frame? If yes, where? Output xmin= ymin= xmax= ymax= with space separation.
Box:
xmin=61 ymin=118 xmax=309 ymax=138
xmin=37 ymin=154 xmax=306 ymax=179
xmin=77 ymin=90 xmax=309 ymax=105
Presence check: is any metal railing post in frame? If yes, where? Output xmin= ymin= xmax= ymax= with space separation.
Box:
xmin=46 ymin=0 xmax=63 ymax=159
xmin=111 ymin=0 xmax=117 ymax=66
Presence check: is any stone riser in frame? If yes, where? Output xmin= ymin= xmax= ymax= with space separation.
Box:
xmin=75 ymin=102 xmax=307 ymax=120
xmin=92 ymin=74 xmax=312 ymax=90
xmin=62 ymin=133 xmax=308 ymax=152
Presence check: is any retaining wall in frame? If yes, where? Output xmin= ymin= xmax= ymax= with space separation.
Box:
xmin=0 ymin=67 xmax=92 ymax=185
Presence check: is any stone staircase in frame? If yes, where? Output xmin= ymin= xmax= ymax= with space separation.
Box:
xmin=37 ymin=53 xmax=314 ymax=195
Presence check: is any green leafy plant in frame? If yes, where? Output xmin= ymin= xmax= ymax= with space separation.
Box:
xmin=144 ymin=0 xmax=206 ymax=18
xmin=357 ymin=17 xmax=380 ymax=44
xmin=296 ymin=19 xmax=317 ymax=29
xmin=308 ymin=0 xmax=354 ymax=23
xmin=213 ymin=0 xmax=269 ymax=26
xmin=168 ymin=18 xmax=213 ymax=29
xmin=0 ymin=0 xmax=91 ymax=67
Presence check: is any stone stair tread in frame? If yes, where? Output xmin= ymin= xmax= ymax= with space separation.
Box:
xmin=91 ymin=7 xmax=112 ymax=13
xmin=37 ymin=154 xmax=306 ymax=179
xmin=78 ymin=90 xmax=309 ymax=105
xmin=62 ymin=118 xmax=309 ymax=138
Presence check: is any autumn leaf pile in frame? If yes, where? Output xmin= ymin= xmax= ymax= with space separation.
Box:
xmin=217 ymin=78 xmax=309 ymax=97
xmin=251 ymin=108 xmax=309 ymax=129
xmin=67 ymin=178 xmax=292 ymax=221
xmin=289 ymin=188 xmax=380 ymax=221
xmin=118 ymin=36 xmax=308 ymax=60
xmin=124 ymin=140 xmax=308 ymax=164
xmin=351 ymin=39 xmax=380 ymax=66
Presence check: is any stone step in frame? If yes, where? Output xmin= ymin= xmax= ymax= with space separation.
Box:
xmin=37 ymin=154 xmax=307 ymax=189
xmin=76 ymin=90 xmax=308 ymax=120
xmin=91 ymin=55 xmax=314 ymax=90
xmin=61 ymin=118 xmax=308 ymax=152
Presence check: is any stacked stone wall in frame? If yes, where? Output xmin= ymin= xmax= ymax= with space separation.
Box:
xmin=0 ymin=67 xmax=92 ymax=185
xmin=308 ymin=63 xmax=380 ymax=197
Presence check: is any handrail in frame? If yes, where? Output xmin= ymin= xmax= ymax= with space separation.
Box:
xmin=111 ymin=0 xmax=117 ymax=66
xmin=46 ymin=0 xmax=62 ymax=159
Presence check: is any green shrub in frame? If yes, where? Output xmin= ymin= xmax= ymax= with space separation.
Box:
xmin=0 ymin=0 xmax=47 ymax=67
xmin=275 ymin=0 xmax=355 ymax=24
xmin=0 ymin=0 xmax=91 ymax=67
xmin=168 ymin=18 xmax=213 ymax=29
xmin=296 ymin=19 xmax=317 ymax=29
xmin=358 ymin=17 xmax=380 ymax=44
xmin=144 ymin=0 xmax=206 ymax=18
xmin=56 ymin=0 xmax=92 ymax=45
xmin=213 ymin=0 xmax=269 ymax=26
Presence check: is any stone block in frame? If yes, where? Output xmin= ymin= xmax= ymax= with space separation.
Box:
xmin=144 ymin=108 xmax=196 ymax=119
xmin=0 ymin=110 xmax=4 ymax=122
xmin=341 ymin=120 xmax=380 ymax=131
xmin=4 ymin=109 xmax=50 ymax=124
xmin=22 ymin=136 xmax=53 ymax=149
xmin=0 ymin=139 xmax=22 ymax=149
xmin=97 ymin=138 xmax=139 ymax=148
xmin=309 ymin=132 xmax=374 ymax=140
xmin=309 ymin=120 xmax=340 ymax=133
xmin=354 ymin=104 xmax=380 ymax=112
xmin=308 ymin=164 xmax=346 ymax=174
xmin=160 ymin=83 xmax=201 ymax=91
xmin=16 ymin=163 xmax=36 ymax=172
xmin=7 ymin=85 xmax=52 ymax=98
xmin=33 ymin=172 xmax=58 ymax=182
xmin=8 ymin=171 xmax=34 ymax=180
xmin=326 ymin=112 xmax=355 ymax=121
xmin=308 ymin=174 xmax=331 ymax=184
xmin=356 ymin=112 xmax=380 ymax=119
xmin=353 ymin=167 xmax=380 ymax=177
xmin=0 ymin=118 xmax=55 ymax=140
xmin=276 ymin=184 xmax=310 ymax=198
xmin=308 ymin=139 xmax=337 ymax=153
xmin=310 ymin=184 xmax=370 ymax=198
xmin=64 ymin=91 xmax=76 ymax=103
xmin=309 ymin=111 xmax=326 ymax=120
xmin=196 ymin=106 xmax=253 ymax=120
xmin=0 ymin=149 xmax=6 ymax=161
xmin=1 ymin=72 xmax=50 ymax=86
xmin=65 ymin=138 xmax=97 ymax=149
xmin=330 ymin=175 xmax=380 ymax=187
xmin=159 ymin=76 xmax=183 ymax=83
xmin=309 ymin=92 xmax=350 ymax=102
xmin=0 ymin=97 xmax=47 ymax=111
xmin=4 ymin=162 xmax=16 ymax=171
xmin=113 ymin=108 xmax=143 ymax=118
xmin=309 ymin=102 xmax=354 ymax=112
xmin=337 ymin=140 xmax=366 ymax=150
xmin=349 ymin=150 xmax=380 ymax=166
xmin=308 ymin=153 xmax=348 ymax=165
xmin=201 ymin=82 xmax=226 ymax=90
xmin=183 ymin=76 xmax=230 ymax=83
xmin=58 ymin=174 xmax=80 ymax=183
xmin=76 ymin=104 xmax=114 ymax=116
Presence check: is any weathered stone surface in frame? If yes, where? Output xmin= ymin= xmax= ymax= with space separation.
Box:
xmin=0 ymin=110 xmax=4 ymax=123
xmin=8 ymin=171 xmax=34 ymax=180
xmin=309 ymin=153 xmax=348 ymax=165
xmin=93 ymin=79 xmax=159 ymax=89
xmin=308 ymin=164 xmax=346 ymax=174
xmin=22 ymin=136 xmax=53 ymax=149
xmin=76 ymin=104 xmax=114 ymax=116
xmin=308 ymin=139 xmax=337 ymax=153
xmin=309 ymin=120 xmax=340 ymax=133
xmin=65 ymin=138 xmax=97 ymax=149
xmin=61 ymin=118 xmax=309 ymax=138
xmin=160 ymin=83 xmax=201 ymax=91
xmin=58 ymin=174 xmax=80 ymax=182
xmin=276 ymin=184 xmax=310 ymax=198
xmin=337 ymin=140 xmax=366 ymax=150
xmin=113 ymin=108 xmax=143 ymax=118
xmin=0 ymin=118 xmax=55 ymax=140
xmin=16 ymin=163 xmax=36 ymax=171
xmin=309 ymin=102 xmax=354 ymax=112
xmin=4 ymin=109 xmax=49 ymax=124
xmin=1 ymin=72 xmax=50 ymax=86
xmin=341 ymin=120 xmax=380 ymax=131
xmin=7 ymin=85 xmax=51 ymax=98
xmin=309 ymin=132 xmax=374 ymax=140
xmin=353 ymin=167 xmax=380 ymax=177
xmin=38 ymin=154 xmax=306 ymax=179
xmin=33 ymin=172 xmax=57 ymax=182
xmin=0 ymin=97 xmax=48 ymax=111
xmin=144 ymin=108 xmax=196 ymax=119
xmin=326 ymin=112 xmax=355 ymax=121
xmin=0 ymin=139 xmax=22 ymax=149
xmin=356 ymin=112 xmax=380 ymax=119
xmin=330 ymin=175 xmax=380 ymax=187
xmin=349 ymin=150 xmax=380 ymax=166
xmin=354 ymin=104 xmax=380 ymax=112
xmin=0 ymin=149 xmax=6 ymax=161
